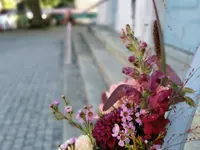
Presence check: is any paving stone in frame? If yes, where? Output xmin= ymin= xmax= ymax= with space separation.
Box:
xmin=0 ymin=27 xmax=64 ymax=150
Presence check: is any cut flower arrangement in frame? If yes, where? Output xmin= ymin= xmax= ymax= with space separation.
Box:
xmin=49 ymin=25 xmax=198 ymax=150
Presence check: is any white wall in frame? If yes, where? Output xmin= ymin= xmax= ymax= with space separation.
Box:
xmin=74 ymin=0 xmax=99 ymax=24
xmin=115 ymin=0 xmax=132 ymax=32
xmin=97 ymin=1 xmax=110 ymax=26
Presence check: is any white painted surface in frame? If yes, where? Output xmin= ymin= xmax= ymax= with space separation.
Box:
xmin=115 ymin=0 xmax=132 ymax=32
xmin=97 ymin=0 xmax=132 ymax=32
xmin=65 ymin=22 xmax=72 ymax=64
xmin=74 ymin=0 xmax=99 ymax=24
xmin=97 ymin=0 xmax=110 ymax=25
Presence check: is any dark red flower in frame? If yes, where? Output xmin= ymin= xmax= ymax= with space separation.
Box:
xmin=156 ymin=62 xmax=182 ymax=86
xmin=142 ymin=115 xmax=169 ymax=137
xmin=145 ymin=55 xmax=157 ymax=67
xmin=92 ymin=109 xmax=125 ymax=150
xmin=149 ymin=89 xmax=172 ymax=115
xmin=141 ymin=89 xmax=171 ymax=138
xmin=138 ymin=74 xmax=150 ymax=90
xmin=148 ymin=71 xmax=165 ymax=92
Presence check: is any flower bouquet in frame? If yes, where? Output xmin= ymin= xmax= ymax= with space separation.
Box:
xmin=49 ymin=24 xmax=198 ymax=150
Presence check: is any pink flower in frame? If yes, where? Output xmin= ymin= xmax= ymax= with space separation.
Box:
xmin=117 ymin=132 xmax=130 ymax=147
xmin=135 ymin=112 xmax=140 ymax=117
xmin=156 ymin=86 xmax=169 ymax=93
xmin=83 ymin=105 xmax=93 ymax=111
xmin=54 ymin=100 xmax=60 ymax=106
xmin=151 ymin=144 xmax=162 ymax=150
xmin=136 ymin=118 xmax=142 ymax=125
xmin=65 ymin=106 xmax=72 ymax=113
xmin=86 ymin=108 xmax=97 ymax=122
xmin=59 ymin=143 xmax=68 ymax=150
xmin=76 ymin=109 xmax=85 ymax=123
xmin=67 ymin=137 xmax=76 ymax=145
xmin=112 ymin=124 xmax=120 ymax=137
xmin=120 ymin=107 xmax=133 ymax=122
xmin=49 ymin=104 xmax=53 ymax=108
xmin=124 ymin=122 xmax=135 ymax=136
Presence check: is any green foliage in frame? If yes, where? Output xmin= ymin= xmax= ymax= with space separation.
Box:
xmin=40 ymin=0 xmax=60 ymax=8
xmin=0 ymin=0 xmax=16 ymax=9
xmin=182 ymin=87 xmax=195 ymax=94
xmin=41 ymin=0 xmax=74 ymax=8
xmin=184 ymin=96 xmax=196 ymax=107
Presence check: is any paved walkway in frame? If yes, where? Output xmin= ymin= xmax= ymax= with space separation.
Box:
xmin=0 ymin=27 xmax=65 ymax=150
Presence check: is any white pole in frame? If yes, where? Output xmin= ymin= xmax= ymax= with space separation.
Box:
xmin=65 ymin=22 xmax=72 ymax=64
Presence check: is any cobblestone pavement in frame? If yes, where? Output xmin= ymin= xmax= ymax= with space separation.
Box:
xmin=0 ymin=28 xmax=65 ymax=150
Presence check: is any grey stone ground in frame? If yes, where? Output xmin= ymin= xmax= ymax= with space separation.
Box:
xmin=0 ymin=27 xmax=65 ymax=150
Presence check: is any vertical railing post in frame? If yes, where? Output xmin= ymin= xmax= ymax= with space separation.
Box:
xmin=65 ymin=21 xmax=72 ymax=64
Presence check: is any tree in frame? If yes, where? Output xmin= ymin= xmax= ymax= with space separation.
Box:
xmin=24 ymin=0 xmax=74 ymax=28
xmin=0 ymin=0 xmax=16 ymax=9
xmin=25 ymin=0 xmax=45 ymax=28
xmin=41 ymin=0 xmax=74 ymax=8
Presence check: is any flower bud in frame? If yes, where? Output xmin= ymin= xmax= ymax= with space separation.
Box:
xmin=54 ymin=100 xmax=60 ymax=106
xmin=65 ymin=106 xmax=73 ymax=113
xmin=139 ymin=42 xmax=147 ymax=49
xmin=122 ymin=67 xmax=136 ymax=77
xmin=128 ymin=55 xmax=135 ymax=62
xmin=49 ymin=104 xmax=53 ymax=108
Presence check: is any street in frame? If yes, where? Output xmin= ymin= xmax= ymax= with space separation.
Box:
xmin=0 ymin=27 xmax=65 ymax=150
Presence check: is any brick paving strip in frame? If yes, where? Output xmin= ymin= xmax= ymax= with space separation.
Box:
xmin=0 ymin=27 xmax=65 ymax=150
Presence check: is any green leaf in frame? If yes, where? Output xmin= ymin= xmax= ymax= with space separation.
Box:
xmin=180 ymin=91 xmax=186 ymax=97
xmin=139 ymin=99 xmax=148 ymax=109
xmin=171 ymin=83 xmax=179 ymax=90
xmin=184 ymin=96 xmax=196 ymax=107
xmin=143 ymin=91 xmax=150 ymax=98
xmin=126 ymin=43 xmax=135 ymax=52
xmin=182 ymin=87 xmax=195 ymax=93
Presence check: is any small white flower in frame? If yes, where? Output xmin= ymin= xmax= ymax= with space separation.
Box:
xmin=75 ymin=135 xmax=93 ymax=150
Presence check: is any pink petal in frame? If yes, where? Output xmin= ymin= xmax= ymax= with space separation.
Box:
xmin=118 ymin=140 xmax=124 ymax=147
